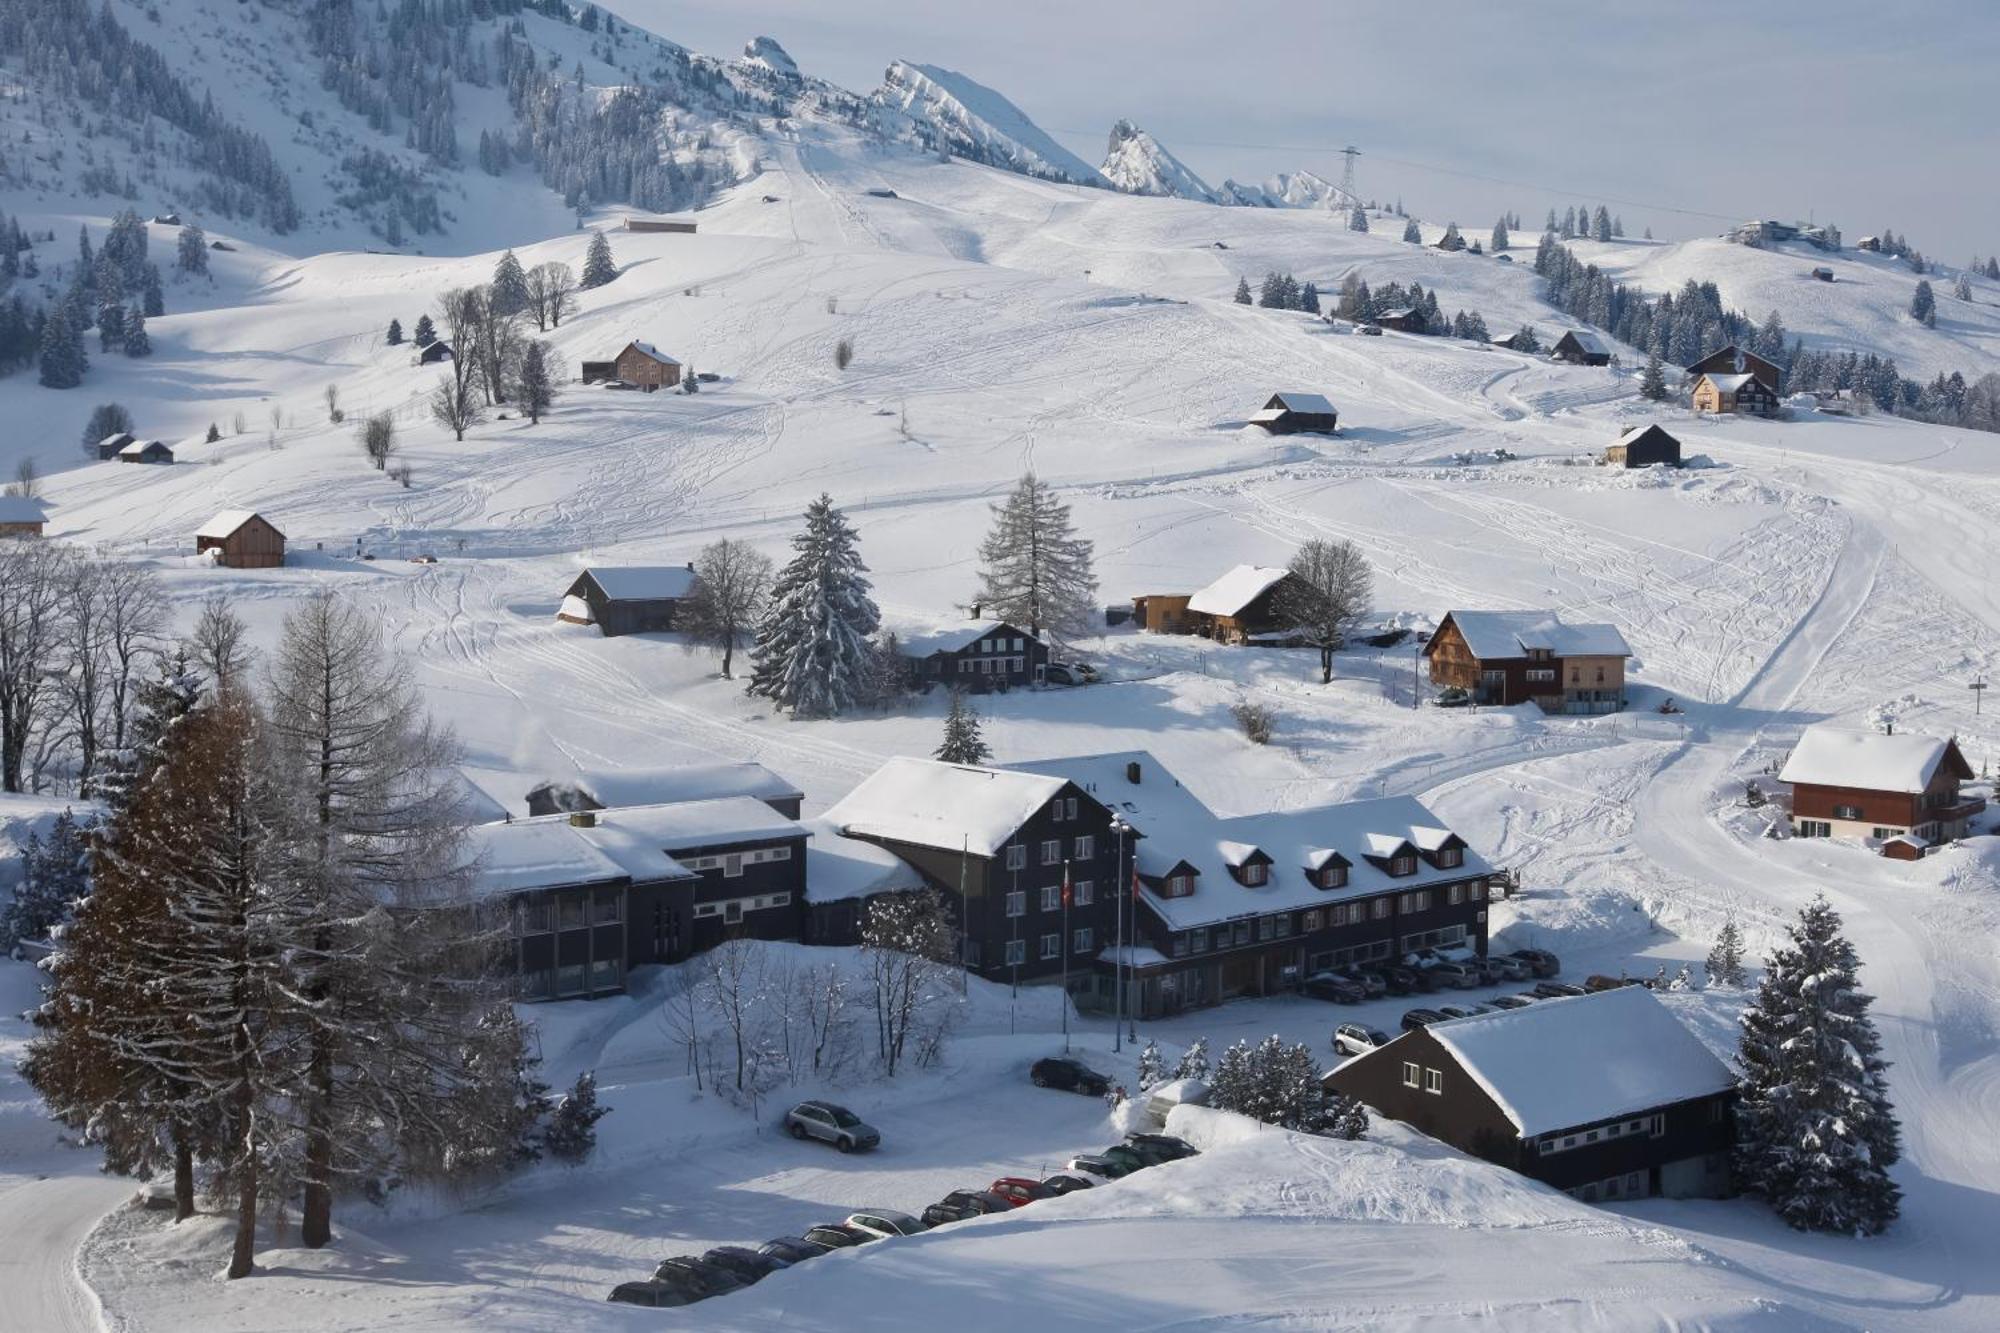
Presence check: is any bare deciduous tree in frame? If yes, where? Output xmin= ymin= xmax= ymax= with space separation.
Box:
xmin=188 ymin=593 xmax=253 ymax=694
xmin=860 ymin=888 xmax=959 ymax=1077
xmin=0 ymin=541 xmax=73 ymax=791
xmin=683 ymin=538 xmax=772 ymax=678
xmin=10 ymin=456 xmax=40 ymax=498
xmin=358 ymin=411 xmax=396 ymax=470
xmin=430 ymin=373 xmax=482 ymax=442
xmin=523 ymin=261 xmax=577 ymax=331
xmin=1275 ymin=538 xmax=1374 ymax=684
xmin=323 ymin=384 xmax=342 ymax=423
xmin=102 ymin=563 xmax=165 ymax=753
xmin=700 ymin=939 xmax=769 ymax=1094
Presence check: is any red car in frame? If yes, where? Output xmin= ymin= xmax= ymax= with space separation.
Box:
xmin=988 ymin=1176 xmax=1058 ymax=1207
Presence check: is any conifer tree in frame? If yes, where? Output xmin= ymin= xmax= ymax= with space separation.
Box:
xmin=934 ymin=690 xmax=990 ymax=765
xmin=1706 ymin=915 xmax=1746 ymax=987
xmin=581 ymin=230 xmax=617 ymax=289
xmin=1439 ymin=222 xmax=1464 ymax=251
xmin=1208 ymin=1039 xmax=1251 ymax=1111
xmin=1300 ymin=280 xmax=1321 ymax=315
xmin=748 ymin=495 xmax=881 ymax=718
xmin=38 ymin=306 xmax=86 ymax=388
xmin=412 ymin=313 xmax=437 ymax=348
xmin=205 ymin=422 xmax=221 ymax=442
xmin=1136 ymin=1039 xmax=1164 ymax=1091
xmin=1171 ymin=1037 xmax=1209 ymax=1081
xmin=1640 ymin=350 xmax=1668 ymax=401
xmin=1401 ymin=218 xmax=1421 ymax=244
xmin=490 ymin=249 xmax=530 ymax=315
xmin=176 ymin=225 xmax=208 ymax=276
xmin=975 ymin=472 xmax=1097 ymax=642
xmin=123 ymin=306 xmax=150 ymax=357
xmin=1328 ymin=1092 xmax=1370 ymax=1140
xmin=1734 ymin=895 xmax=1901 ymax=1235
xmin=1910 ymin=280 xmax=1936 ymax=327
xmin=1232 ymin=276 xmax=1252 ymax=305
xmin=1594 ymin=205 xmax=1613 ymax=242
xmin=1348 ymin=203 xmax=1368 ymax=233
xmin=517 ymin=340 xmax=554 ymax=423
xmin=1491 ymin=217 xmax=1510 ymax=252
xmin=1 ymin=809 xmax=90 ymax=947
xmin=386 ymin=318 xmax=404 ymax=346
xmin=541 ymin=1071 xmax=609 ymax=1164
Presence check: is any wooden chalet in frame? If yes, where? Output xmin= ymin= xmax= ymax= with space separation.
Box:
xmin=622 ymin=217 xmax=698 ymax=234
xmin=1374 ymin=308 xmax=1427 ymax=334
xmin=1249 ymin=392 xmax=1339 ymax=435
xmin=0 ymin=495 xmax=48 ymax=537
xmin=1185 ymin=565 xmax=1300 ymax=644
xmin=118 ymin=439 xmax=174 ymax=464
xmin=416 ymin=340 xmax=454 ymax=365
xmin=1550 ymin=330 xmax=1611 ymax=366
xmin=1324 ymin=987 xmax=1737 ymax=1203
xmin=1691 ymin=372 xmax=1778 ymax=417
xmin=195 ymin=510 xmax=285 ymax=569
xmin=557 ymin=565 xmax=699 ymax=637
xmin=1424 ymin=610 xmax=1630 ymax=713
xmin=1604 ymin=424 xmax=1682 ymax=469
xmin=1778 ymin=724 xmax=1983 ymax=847
xmin=95 ymin=431 xmax=137 ymax=461
xmin=1684 ymin=344 xmax=1781 ymax=391
xmin=903 ymin=621 xmax=1050 ymax=691
xmin=581 ymin=340 xmax=682 ymax=390
xmin=1131 ymin=593 xmax=1193 ymax=634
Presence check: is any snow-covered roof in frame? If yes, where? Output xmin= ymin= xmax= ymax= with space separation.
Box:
xmin=1558 ymin=330 xmax=1608 ymax=354
xmin=1700 ymin=372 xmax=1758 ymax=393
xmin=1266 ymin=392 xmax=1336 ymax=415
xmin=195 ymin=509 xmax=269 ymax=540
xmin=898 ymin=620 xmax=1040 ymax=657
xmin=1778 ymin=725 xmax=1963 ymax=794
xmin=823 ymin=756 xmax=1068 ymax=857
xmin=1613 ymin=424 xmax=1675 ymax=448
xmin=578 ymin=566 xmax=699 ymax=601
xmin=1009 ymin=752 xmax=1491 ymax=933
xmin=1436 ymin=610 xmax=1631 ymax=661
xmin=463 ymin=819 xmax=632 ymax=898
xmin=464 ymin=798 xmax=807 ymax=898
xmin=1421 ymin=986 xmax=1736 ymax=1137
xmin=119 ymin=438 xmax=169 ymax=457
xmin=802 ymin=817 xmax=926 ymax=903
xmin=0 ymin=495 xmax=48 ymax=523
xmin=626 ymin=341 xmax=681 ymax=365
xmin=1187 ymin=565 xmax=1291 ymax=617
xmin=462 ymin=760 xmax=803 ymax=821
xmin=557 ymin=593 xmax=595 ymax=624
xmin=98 ymin=431 xmax=135 ymax=451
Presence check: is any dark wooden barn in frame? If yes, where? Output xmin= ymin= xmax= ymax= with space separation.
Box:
xmin=196 ymin=510 xmax=285 ymax=568
xmin=118 ymin=439 xmax=175 ymax=464
xmin=417 ymin=340 xmax=454 ymax=365
xmin=1374 ymin=308 xmax=1427 ymax=334
xmin=1550 ymin=330 xmax=1611 ymax=366
xmin=558 ymin=565 xmax=700 ymax=636
xmin=1249 ymin=392 xmax=1339 ymax=435
xmin=1605 ymin=424 xmax=1682 ymax=468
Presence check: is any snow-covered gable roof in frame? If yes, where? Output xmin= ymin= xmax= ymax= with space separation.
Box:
xmin=1422 ymin=986 xmax=1736 ymax=1137
xmin=626 ymin=341 xmax=681 ymax=366
xmin=1701 ymin=372 xmax=1758 ymax=393
xmin=580 ymin=566 xmax=699 ymax=601
xmin=1437 ymin=610 xmax=1630 ymax=660
xmin=1778 ymin=725 xmax=1964 ymax=794
xmin=1187 ymin=565 xmax=1291 ymax=617
xmin=802 ymin=817 xmax=926 ymax=903
xmin=898 ymin=620 xmax=1040 ymax=658
xmin=196 ymin=509 xmax=269 ymax=540
xmin=1267 ymin=392 xmax=1336 ymax=415
xmin=465 ymin=761 xmax=803 ymax=821
xmin=464 ymin=798 xmax=806 ymax=898
xmin=0 ymin=495 xmax=48 ymax=523
xmin=463 ymin=819 xmax=631 ymax=898
xmin=1614 ymin=424 xmax=1674 ymax=449
xmin=1559 ymin=330 xmax=1608 ymax=355
xmin=824 ymin=756 xmax=1068 ymax=858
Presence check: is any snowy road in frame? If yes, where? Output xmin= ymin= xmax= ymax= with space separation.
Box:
xmin=0 ymin=1174 xmax=128 ymax=1333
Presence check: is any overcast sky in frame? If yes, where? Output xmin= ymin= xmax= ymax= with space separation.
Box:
xmin=608 ymin=0 xmax=1996 ymax=258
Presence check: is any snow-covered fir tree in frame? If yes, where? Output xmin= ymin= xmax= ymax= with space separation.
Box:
xmin=1640 ymin=350 xmax=1668 ymax=401
xmin=1491 ymin=217 xmax=1510 ymax=251
xmin=1172 ymin=1037 xmax=1210 ymax=1081
xmin=748 ymin=495 xmax=882 ymax=718
xmin=1401 ymin=217 xmax=1421 ymax=244
xmin=386 ymin=318 xmax=404 ymax=346
xmin=1136 ymin=1039 xmax=1164 ymax=1091
xmin=582 ymin=230 xmax=618 ymax=289
xmin=934 ymin=690 xmax=990 ymax=765
xmin=176 ymin=225 xmax=208 ymax=276
xmin=1328 ymin=1093 xmax=1369 ymax=1140
xmin=1734 ymin=895 xmax=1901 ymax=1235
xmin=1301 ymin=280 xmax=1321 ymax=315
xmin=122 ymin=306 xmax=149 ymax=357
xmin=517 ymin=341 xmax=555 ymax=423
xmin=1 ymin=809 xmax=91 ymax=947
xmin=541 ymin=1071 xmax=610 ymax=1164
xmin=1348 ymin=203 xmax=1368 ymax=233
xmin=412 ymin=313 xmax=437 ymax=347
xmin=1707 ymin=916 xmax=1746 ymax=986
xmin=1233 ymin=276 xmax=1253 ymax=304
xmin=1910 ymin=280 xmax=1936 ymax=327
xmin=1207 ymin=1039 xmax=1251 ymax=1111
xmin=38 ymin=306 xmax=86 ymax=388
xmin=975 ymin=472 xmax=1098 ymax=642
xmin=491 ymin=250 xmax=530 ymax=316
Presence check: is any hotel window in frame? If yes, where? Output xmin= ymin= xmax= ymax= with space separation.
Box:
xmin=1238 ymin=861 xmax=1268 ymax=886
xmin=724 ymin=900 xmax=744 ymax=925
xmin=1190 ymin=928 xmax=1209 ymax=953
xmin=1074 ymin=880 xmax=1095 ymax=906
xmin=1372 ymin=897 xmax=1391 ymax=919
xmin=1005 ymin=843 xmax=1026 ymax=870
xmin=594 ymin=891 xmax=622 ymax=924
xmin=1402 ymin=1061 xmax=1420 ymax=1088
xmin=1317 ymin=864 xmax=1348 ymax=889
xmin=1436 ymin=847 xmax=1462 ymax=868
xmin=1832 ymin=804 xmax=1862 ymax=821
xmin=1172 ymin=934 xmax=1189 ymax=958
xmin=559 ymin=895 xmax=587 ymax=930
xmin=1448 ymin=884 xmax=1464 ymax=906
xmin=1302 ymin=910 xmax=1323 ymax=932
xmin=1005 ymin=889 xmax=1026 ymax=918
xmin=1041 ymin=885 xmax=1061 ymax=912
xmin=1074 ymin=927 xmax=1093 ymax=952
xmin=590 ymin=958 xmax=620 ymax=991
xmin=1051 ymin=800 xmax=1066 ymax=823
xmin=1013 ymin=638 xmax=1025 ymax=651
xmin=1399 ymin=890 xmax=1432 ymax=913
xmin=1469 ymin=880 xmax=1485 ymax=901
xmin=1005 ymin=939 xmax=1026 ymax=966
xmin=1042 ymin=839 xmax=1062 ymax=865
xmin=520 ymin=900 xmax=552 ymax=933
xmin=1424 ymin=1068 xmax=1443 ymax=1095
xmin=1526 ymin=668 xmax=1554 ymax=683
xmin=959 ymin=659 xmax=973 ymax=674
xmin=1650 ymin=1114 xmax=1666 ymax=1137
xmin=1066 ymin=798 xmax=1078 ymax=821
xmin=1257 ymin=916 xmax=1276 ymax=941
xmin=1273 ymin=915 xmax=1292 ymax=938
xmin=1390 ymin=854 xmax=1417 ymax=876
xmin=1232 ymin=921 xmax=1251 ymax=946
xmin=1040 ymin=932 xmax=1061 ymax=960
xmin=723 ymin=852 xmax=744 ymax=878
xmin=556 ymin=963 xmax=587 ymax=996
xmin=1074 ymin=835 xmax=1095 ymax=861
xmin=1167 ymin=873 xmax=1195 ymax=897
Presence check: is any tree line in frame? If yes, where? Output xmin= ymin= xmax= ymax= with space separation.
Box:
xmin=23 ymin=593 xmax=581 ymax=1278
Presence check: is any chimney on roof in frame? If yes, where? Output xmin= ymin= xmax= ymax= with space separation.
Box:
xmin=569 ymin=811 xmax=598 ymax=828
xmin=1126 ymin=760 xmax=1142 ymax=785
xmin=969 ymin=601 xmax=982 ymax=620
xmin=1886 ymin=720 xmax=1894 ymax=736
xmin=686 ymin=561 xmax=694 ymax=572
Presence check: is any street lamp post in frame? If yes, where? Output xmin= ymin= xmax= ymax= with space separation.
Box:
xmin=1111 ymin=814 xmax=1131 ymax=1053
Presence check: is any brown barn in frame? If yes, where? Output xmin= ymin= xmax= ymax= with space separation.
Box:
xmin=1132 ymin=592 xmax=1193 ymax=634
xmin=1186 ymin=565 xmax=1300 ymax=644
xmin=1605 ymin=424 xmax=1682 ymax=468
xmin=196 ymin=510 xmax=285 ymax=569
xmin=1374 ymin=308 xmax=1427 ymax=334
xmin=1692 ymin=372 xmax=1778 ymax=417
xmin=118 ymin=439 xmax=175 ymax=464
xmin=96 ymin=431 xmax=137 ymax=461
xmin=1324 ymin=987 xmax=1737 ymax=1203
xmin=0 ymin=495 xmax=48 ymax=537
xmin=557 ymin=565 xmax=699 ymax=636
xmin=1550 ymin=330 xmax=1611 ymax=366
xmin=607 ymin=341 xmax=682 ymax=391
xmin=1778 ymin=724 xmax=1983 ymax=846
xmin=1249 ymin=392 xmax=1339 ymax=435
xmin=622 ymin=218 xmax=698 ymax=234
xmin=1424 ymin=610 xmax=1630 ymax=713
xmin=1684 ymin=344 xmax=1781 ymax=391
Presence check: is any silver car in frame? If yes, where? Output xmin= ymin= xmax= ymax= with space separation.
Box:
xmin=784 ymin=1100 xmax=880 ymax=1153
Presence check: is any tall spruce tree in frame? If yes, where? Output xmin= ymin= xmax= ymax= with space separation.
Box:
xmin=1734 ymin=895 xmax=1901 ymax=1235
xmin=1706 ymin=915 xmax=1745 ymax=987
xmin=1348 ymin=203 xmax=1368 ymax=233
xmin=1491 ymin=217 xmax=1510 ymax=251
xmin=1640 ymin=350 xmax=1668 ymax=401
xmin=935 ymin=690 xmax=990 ymax=765
xmin=581 ymin=230 xmax=617 ymax=288
xmin=38 ymin=306 xmax=86 ymax=388
xmin=517 ymin=341 xmax=554 ymax=423
xmin=412 ymin=313 xmax=437 ymax=348
xmin=1 ymin=809 xmax=90 ymax=947
xmin=490 ymin=249 xmax=530 ymax=315
xmin=974 ymin=473 xmax=1097 ymax=642
xmin=748 ymin=495 xmax=881 ymax=718
xmin=123 ymin=306 xmax=150 ymax=357
xmin=1401 ymin=218 xmax=1421 ymax=244
xmin=386 ymin=318 xmax=404 ymax=346
xmin=1233 ymin=276 xmax=1253 ymax=305
xmin=1910 ymin=280 xmax=1936 ymax=327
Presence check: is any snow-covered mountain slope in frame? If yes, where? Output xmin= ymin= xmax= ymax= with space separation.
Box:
xmin=1099 ymin=119 xmax=1218 ymax=202
xmin=1222 ymin=168 xmax=1359 ymax=214
xmin=873 ymin=60 xmax=1107 ymax=187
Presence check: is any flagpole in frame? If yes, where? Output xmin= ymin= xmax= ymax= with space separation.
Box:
xmin=1061 ymin=858 xmax=1071 ymax=1053
xmin=1113 ymin=823 xmax=1124 ymax=1054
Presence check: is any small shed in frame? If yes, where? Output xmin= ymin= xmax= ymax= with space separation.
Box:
xmin=1249 ymin=392 xmax=1339 ymax=435
xmin=118 ymin=439 xmax=175 ymax=465
xmin=1810 ymin=267 xmax=1835 ymax=282
xmin=1881 ymin=834 xmax=1926 ymax=861
xmin=1692 ymin=373 xmax=1779 ymax=418
xmin=1132 ymin=593 xmax=1193 ymax=634
xmin=623 ymin=217 xmax=697 ymax=234
xmin=196 ymin=510 xmax=285 ymax=569
xmin=417 ymin=340 xmax=454 ymax=365
xmin=1186 ymin=565 xmax=1298 ymax=644
xmin=558 ymin=566 xmax=700 ymax=636
xmin=0 ymin=495 xmax=48 ymax=537
xmin=611 ymin=341 xmax=682 ymax=391
xmin=579 ymin=359 xmax=618 ymax=384
xmin=1374 ymin=308 xmax=1427 ymax=334
xmin=1605 ymin=424 xmax=1682 ymax=469
xmin=1551 ymin=330 xmax=1611 ymax=366
xmin=96 ymin=431 xmax=137 ymax=461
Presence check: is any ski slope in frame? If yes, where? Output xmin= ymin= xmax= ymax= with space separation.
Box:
xmin=3 ymin=112 xmax=2000 ymax=1332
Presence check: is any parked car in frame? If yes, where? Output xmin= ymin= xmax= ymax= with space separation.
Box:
xmin=1533 ymin=980 xmax=1587 ymax=999
xmin=1509 ymin=948 xmax=1561 ymax=978
xmin=1436 ymin=1004 xmax=1491 ymax=1021
xmin=703 ymin=1246 xmax=783 ymax=1284
xmin=1065 ymin=1152 xmax=1135 ymax=1180
xmin=1031 ymin=1056 xmax=1110 ymax=1095
xmin=608 ymin=1280 xmax=695 ymax=1308
xmin=922 ymin=1189 xmax=1013 ymax=1226
xmin=759 ymin=1237 xmax=831 ymax=1265
xmin=1424 ymin=960 xmax=1482 ymax=990
xmin=1123 ymin=1133 xmax=1199 ymax=1163
xmin=784 ymin=1100 xmax=880 ymax=1153
xmin=1481 ymin=953 xmax=1531 ymax=983
xmin=989 ymin=1177 xmax=1059 ymax=1207
xmin=802 ymin=1223 xmax=874 ymax=1249
xmin=1097 ymin=1144 xmax=1151 ymax=1175
xmin=1044 ymin=662 xmax=1099 ymax=686
xmin=653 ymin=1256 xmax=745 ymax=1299
xmin=845 ymin=1209 xmax=929 ymax=1239
xmin=1303 ymin=971 xmax=1367 ymax=1003
xmin=1401 ymin=1007 xmax=1449 ymax=1032
xmin=1334 ymin=1023 xmax=1392 ymax=1057
xmin=1377 ymin=964 xmax=1419 ymax=996
xmin=1340 ymin=966 xmax=1389 ymax=998
xmin=1041 ymin=1173 xmax=1096 ymax=1195
xmin=1487 ymin=994 xmax=1536 ymax=1011
xmin=1360 ymin=322 xmax=1384 ymax=336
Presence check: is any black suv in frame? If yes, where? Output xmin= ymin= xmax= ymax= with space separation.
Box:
xmin=922 ymin=1189 xmax=1013 ymax=1226
xmin=702 ymin=1246 xmax=782 ymax=1284
xmin=1030 ymin=1056 xmax=1110 ymax=1095
xmin=652 ymin=1256 xmax=744 ymax=1299
xmin=608 ymin=1280 xmax=694 ymax=1308
xmin=1123 ymin=1132 xmax=1200 ymax=1163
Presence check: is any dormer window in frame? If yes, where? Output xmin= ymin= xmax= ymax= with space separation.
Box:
xmin=1435 ymin=847 xmax=1462 ymax=869
xmin=1235 ymin=862 xmax=1268 ymax=887
xmin=1314 ymin=864 xmax=1348 ymax=890
xmin=1163 ymin=873 xmax=1196 ymax=898
xmin=1390 ymin=854 xmax=1417 ymax=877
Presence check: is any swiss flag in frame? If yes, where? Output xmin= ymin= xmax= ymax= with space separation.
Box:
xmin=1061 ymin=862 xmax=1072 ymax=908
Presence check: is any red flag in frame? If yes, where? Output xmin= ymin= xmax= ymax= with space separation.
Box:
xmin=1132 ymin=866 xmax=1143 ymax=901
xmin=1061 ymin=862 xmax=1072 ymax=908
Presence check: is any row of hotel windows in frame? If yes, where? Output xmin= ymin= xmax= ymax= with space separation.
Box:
xmin=980 ymin=928 xmax=1097 ymax=967
xmin=680 ymin=845 xmax=793 ymax=877
xmin=1402 ymin=1061 xmax=1445 ymax=1094
xmin=1506 ymin=666 xmax=1612 ymax=686
xmin=692 ymin=891 xmax=793 ymax=924
xmin=521 ymin=957 xmax=622 ymax=1000
xmin=1165 ymin=894 xmax=1480 ymax=959
xmin=1005 ymin=882 xmax=1098 ymax=915
xmin=1003 ymin=833 xmax=1097 ymax=868
xmin=1797 ymin=819 xmax=1934 ymax=840
xmin=1166 ymin=851 xmax=1464 ymax=897
xmin=1536 ymin=1115 xmax=1666 ymax=1154
xmin=518 ymin=890 xmax=622 ymax=934
xmin=958 ymin=657 xmax=1026 ymax=675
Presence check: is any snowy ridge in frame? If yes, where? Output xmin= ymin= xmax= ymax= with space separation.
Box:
xmin=874 ymin=60 xmax=1107 ymax=187
xmin=1099 ymin=120 xmax=1219 ymax=202
xmin=1222 ymin=169 xmax=1359 ymax=214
